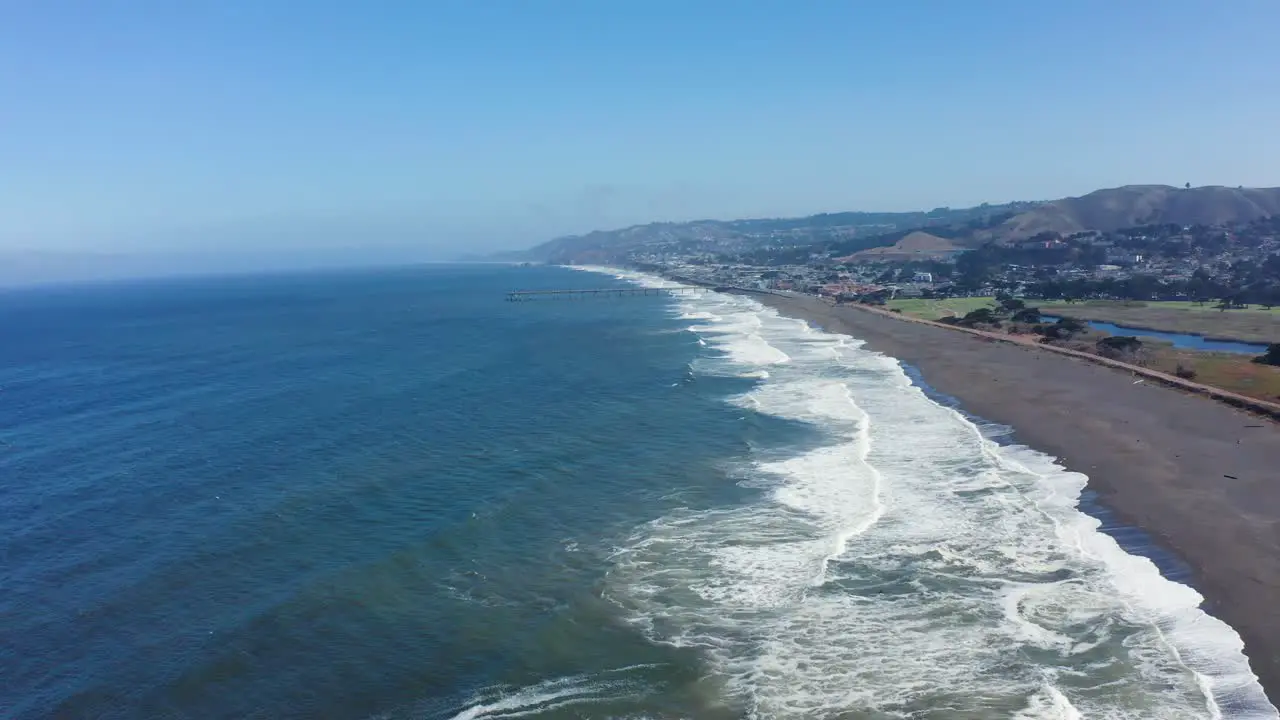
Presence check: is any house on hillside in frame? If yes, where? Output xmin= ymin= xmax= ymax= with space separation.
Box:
xmin=1105 ymin=249 xmax=1144 ymax=265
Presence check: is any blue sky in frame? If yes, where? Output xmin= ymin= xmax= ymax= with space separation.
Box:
xmin=2 ymin=0 xmax=1279 ymax=271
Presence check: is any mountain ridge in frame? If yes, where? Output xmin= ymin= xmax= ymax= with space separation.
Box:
xmin=514 ymin=184 xmax=1280 ymax=264
xmin=986 ymin=185 xmax=1280 ymax=241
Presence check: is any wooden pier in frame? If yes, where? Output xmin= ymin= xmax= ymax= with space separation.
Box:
xmin=505 ymin=286 xmax=701 ymax=301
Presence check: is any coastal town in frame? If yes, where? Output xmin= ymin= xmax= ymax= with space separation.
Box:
xmin=628 ymin=214 xmax=1280 ymax=308
xmin=571 ymin=209 xmax=1280 ymax=409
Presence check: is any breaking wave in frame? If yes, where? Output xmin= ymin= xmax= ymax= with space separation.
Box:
xmin=592 ymin=268 xmax=1277 ymax=719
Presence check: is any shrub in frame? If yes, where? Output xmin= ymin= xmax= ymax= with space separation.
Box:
xmin=1011 ymin=307 xmax=1042 ymax=324
xmin=959 ymin=308 xmax=998 ymax=326
xmin=1034 ymin=324 xmax=1066 ymax=340
xmin=1096 ymin=336 xmax=1145 ymax=360
xmin=1056 ymin=316 xmax=1088 ymax=333
xmin=1254 ymin=343 xmax=1280 ymax=366
xmin=1174 ymin=364 xmax=1197 ymax=380
xmin=1097 ymin=336 xmax=1144 ymax=353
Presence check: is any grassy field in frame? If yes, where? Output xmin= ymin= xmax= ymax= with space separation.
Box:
xmin=1061 ymin=337 xmax=1280 ymax=402
xmin=1146 ymin=348 xmax=1280 ymax=403
xmin=884 ymin=297 xmax=995 ymax=320
xmin=1038 ymin=300 xmax=1280 ymax=345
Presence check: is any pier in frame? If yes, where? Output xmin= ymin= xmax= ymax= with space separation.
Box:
xmin=506 ymin=286 xmax=701 ymax=301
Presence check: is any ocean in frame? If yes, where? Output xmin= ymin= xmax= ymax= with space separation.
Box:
xmin=0 ymin=263 xmax=1276 ymax=720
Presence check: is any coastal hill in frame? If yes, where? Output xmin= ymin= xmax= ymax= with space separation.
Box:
xmin=515 ymin=184 xmax=1280 ymax=264
xmin=988 ymin=185 xmax=1280 ymax=241
xmin=838 ymin=231 xmax=962 ymax=262
xmin=516 ymin=203 xmax=1039 ymax=265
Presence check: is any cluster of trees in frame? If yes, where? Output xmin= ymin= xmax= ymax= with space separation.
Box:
xmin=1022 ymin=271 xmax=1280 ymax=308
xmin=942 ymin=297 xmax=1051 ymax=329
xmin=1255 ymin=344 xmax=1280 ymax=366
xmin=1094 ymin=335 xmax=1145 ymax=360
xmin=943 ymin=298 xmax=1161 ymax=366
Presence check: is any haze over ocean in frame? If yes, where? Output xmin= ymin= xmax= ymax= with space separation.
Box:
xmin=1 ymin=264 xmax=1273 ymax=719
xmin=4 ymin=2 xmax=1280 ymax=281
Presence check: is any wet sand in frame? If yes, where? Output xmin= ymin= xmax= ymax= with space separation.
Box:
xmin=754 ymin=292 xmax=1280 ymax=704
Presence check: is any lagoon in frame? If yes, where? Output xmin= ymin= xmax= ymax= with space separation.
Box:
xmin=1041 ymin=315 xmax=1269 ymax=354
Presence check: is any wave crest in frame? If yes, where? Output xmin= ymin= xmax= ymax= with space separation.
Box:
xmin=595 ymin=269 xmax=1276 ymax=719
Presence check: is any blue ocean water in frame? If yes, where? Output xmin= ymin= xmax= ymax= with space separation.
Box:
xmin=0 ymin=266 xmax=773 ymax=718
xmin=1 ymin=265 xmax=1276 ymax=719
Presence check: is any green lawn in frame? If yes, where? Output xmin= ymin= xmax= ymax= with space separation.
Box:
xmin=885 ymin=297 xmax=996 ymax=320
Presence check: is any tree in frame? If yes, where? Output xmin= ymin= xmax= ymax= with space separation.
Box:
xmin=1056 ymin=316 xmax=1088 ymax=333
xmin=1076 ymin=243 xmax=1107 ymax=269
xmin=1185 ymin=182 xmax=1191 ymax=190
xmin=1096 ymin=336 xmax=1145 ymax=361
xmin=1254 ymin=344 xmax=1280 ymax=366
xmin=1215 ymin=290 xmax=1246 ymax=311
xmin=1262 ymin=288 xmax=1280 ymax=310
xmin=998 ymin=296 xmax=1026 ymax=313
xmin=1098 ymin=336 xmax=1143 ymax=353
xmin=959 ymin=308 xmax=999 ymax=326
xmin=1011 ymin=307 xmax=1042 ymax=323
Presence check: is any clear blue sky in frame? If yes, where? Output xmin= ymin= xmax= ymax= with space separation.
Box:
xmin=3 ymin=0 xmax=1279 ymax=270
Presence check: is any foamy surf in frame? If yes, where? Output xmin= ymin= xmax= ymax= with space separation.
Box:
xmin=445 ymin=666 xmax=658 ymax=719
xmin=596 ymin=267 xmax=1278 ymax=719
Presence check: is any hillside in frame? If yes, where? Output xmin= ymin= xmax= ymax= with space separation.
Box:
xmin=990 ymin=185 xmax=1280 ymax=240
xmin=517 ymin=203 xmax=1035 ymax=264
xmin=837 ymin=231 xmax=963 ymax=262
xmin=514 ymin=184 xmax=1280 ymax=264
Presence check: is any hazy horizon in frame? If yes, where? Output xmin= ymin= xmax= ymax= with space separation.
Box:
xmin=3 ymin=180 xmax=1277 ymax=288
xmin=4 ymin=1 xmax=1280 ymax=283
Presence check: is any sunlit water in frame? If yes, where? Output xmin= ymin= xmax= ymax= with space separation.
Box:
xmin=0 ymin=265 xmax=1274 ymax=719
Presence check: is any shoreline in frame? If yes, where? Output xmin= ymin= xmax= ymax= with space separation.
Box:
xmin=896 ymin=362 xmax=1200 ymax=590
xmin=747 ymin=290 xmax=1280 ymax=706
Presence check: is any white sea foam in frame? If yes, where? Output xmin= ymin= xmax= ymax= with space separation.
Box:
xmin=592 ymin=268 xmax=1278 ymax=719
xmin=446 ymin=666 xmax=656 ymax=719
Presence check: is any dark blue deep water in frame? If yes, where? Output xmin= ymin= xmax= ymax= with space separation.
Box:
xmin=0 ymin=265 xmax=779 ymax=719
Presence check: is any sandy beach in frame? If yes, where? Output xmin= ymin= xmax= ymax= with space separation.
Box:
xmin=752 ymin=291 xmax=1280 ymax=704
